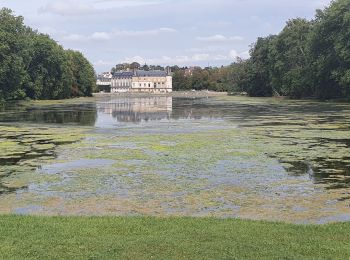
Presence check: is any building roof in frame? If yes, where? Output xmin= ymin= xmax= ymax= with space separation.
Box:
xmin=112 ymin=70 xmax=169 ymax=79
xmin=97 ymin=76 xmax=111 ymax=81
xmin=113 ymin=71 xmax=134 ymax=79
xmin=134 ymin=70 xmax=168 ymax=77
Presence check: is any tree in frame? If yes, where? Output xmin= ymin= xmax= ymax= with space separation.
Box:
xmin=66 ymin=50 xmax=96 ymax=97
xmin=0 ymin=8 xmax=30 ymax=100
xmin=239 ymin=36 xmax=276 ymax=97
xmin=309 ymin=0 xmax=350 ymax=99
xmin=0 ymin=8 xmax=96 ymax=101
xmin=26 ymin=33 xmax=72 ymax=99
xmin=270 ymin=18 xmax=314 ymax=98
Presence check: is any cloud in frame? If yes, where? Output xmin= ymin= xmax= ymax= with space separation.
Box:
xmin=39 ymin=0 xmax=168 ymax=16
xmin=61 ymin=27 xmax=177 ymax=42
xmin=118 ymin=50 xmax=249 ymax=67
xmin=94 ymin=0 xmax=167 ymax=9
xmin=61 ymin=33 xmax=87 ymax=41
xmin=229 ymin=49 xmax=238 ymax=58
xmin=196 ymin=34 xmax=244 ymax=42
xmin=39 ymin=1 xmax=95 ymax=16
xmin=193 ymin=53 xmax=211 ymax=61
xmin=91 ymin=32 xmax=112 ymax=40
xmin=114 ymin=28 xmax=177 ymax=37
xmin=95 ymin=59 xmax=116 ymax=66
xmin=239 ymin=50 xmax=250 ymax=59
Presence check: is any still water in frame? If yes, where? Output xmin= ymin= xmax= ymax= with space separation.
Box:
xmin=0 ymin=95 xmax=349 ymax=223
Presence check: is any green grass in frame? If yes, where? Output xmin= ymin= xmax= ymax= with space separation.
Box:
xmin=0 ymin=216 xmax=350 ymax=259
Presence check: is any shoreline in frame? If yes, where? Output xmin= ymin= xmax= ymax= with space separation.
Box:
xmin=92 ymin=90 xmax=228 ymax=98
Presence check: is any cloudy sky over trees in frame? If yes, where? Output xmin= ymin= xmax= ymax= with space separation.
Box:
xmin=0 ymin=0 xmax=330 ymax=72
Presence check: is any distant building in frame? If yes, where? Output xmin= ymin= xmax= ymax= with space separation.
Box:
xmin=97 ymin=69 xmax=172 ymax=94
xmin=97 ymin=72 xmax=112 ymax=85
xmin=130 ymin=70 xmax=172 ymax=93
xmin=111 ymin=71 xmax=133 ymax=93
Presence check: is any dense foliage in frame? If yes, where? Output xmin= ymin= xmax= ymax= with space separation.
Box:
xmin=0 ymin=8 xmax=96 ymax=101
xmin=236 ymin=0 xmax=350 ymax=99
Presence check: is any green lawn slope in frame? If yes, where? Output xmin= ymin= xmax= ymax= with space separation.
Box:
xmin=0 ymin=216 xmax=350 ymax=259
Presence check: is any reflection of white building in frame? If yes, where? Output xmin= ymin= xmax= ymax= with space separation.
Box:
xmin=96 ymin=96 xmax=173 ymax=123
xmin=98 ymin=70 xmax=172 ymax=94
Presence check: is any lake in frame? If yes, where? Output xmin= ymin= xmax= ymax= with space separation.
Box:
xmin=0 ymin=94 xmax=349 ymax=223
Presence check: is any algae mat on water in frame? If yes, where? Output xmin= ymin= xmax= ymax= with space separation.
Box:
xmin=0 ymin=96 xmax=349 ymax=223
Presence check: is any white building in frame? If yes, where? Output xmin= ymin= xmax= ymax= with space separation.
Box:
xmin=131 ymin=70 xmax=172 ymax=93
xmin=111 ymin=71 xmax=133 ymax=93
xmin=96 ymin=72 xmax=112 ymax=87
xmin=98 ymin=69 xmax=172 ymax=93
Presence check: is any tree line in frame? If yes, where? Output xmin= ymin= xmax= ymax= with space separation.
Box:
xmin=234 ymin=0 xmax=350 ymax=99
xmin=0 ymin=8 xmax=96 ymax=101
xmin=115 ymin=0 xmax=348 ymax=99
xmin=110 ymin=62 xmax=235 ymax=92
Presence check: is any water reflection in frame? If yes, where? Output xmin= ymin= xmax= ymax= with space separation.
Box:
xmin=0 ymin=102 xmax=97 ymax=126
xmin=95 ymin=96 xmax=173 ymax=125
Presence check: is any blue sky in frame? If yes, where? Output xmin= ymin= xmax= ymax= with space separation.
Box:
xmin=0 ymin=0 xmax=330 ymax=72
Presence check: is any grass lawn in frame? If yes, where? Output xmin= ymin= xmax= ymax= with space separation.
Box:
xmin=0 ymin=216 xmax=349 ymax=259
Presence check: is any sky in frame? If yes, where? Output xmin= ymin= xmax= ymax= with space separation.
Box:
xmin=0 ymin=0 xmax=330 ymax=73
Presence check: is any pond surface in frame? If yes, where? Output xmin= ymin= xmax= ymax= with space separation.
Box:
xmin=0 ymin=95 xmax=349 ymax=223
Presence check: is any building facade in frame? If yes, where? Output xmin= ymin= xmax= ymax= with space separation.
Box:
xmin=98 ymin=69 xmax=172 ymax=93
xmin=131 ymin=70 xmax=172 ymax=93
xmin=96 ymin=72 xmax=112 ymax=86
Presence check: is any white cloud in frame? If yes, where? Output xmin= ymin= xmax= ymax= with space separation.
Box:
xmin=159 ymin=27 xmax=178 ymax=33
xmin=114 ymin=28 xmax=177 ymax=36
xmin=39 ymin=0 xmax=168 ymax=16
xmin=39 ymin=1 xmax=95 ymax=16
xmin=91 ymin=32 xmax=112 ymax=40
xmin=196 ymin=34 xmax=244 ymax=42
xmin=120 ymin=50 xmax=249 ymax=67
xmin=213 ymin=54 xmax=228 ymax=60
xmin=229 ymin=49 xmax=238 ymax=59
xmin=61 ymin=27 xmax=177 ymax=42
xmin=94 ymin=0 xmax=167 ymax=9
xmin=61 ymin=33 xmax=87 ymax=41
xmin=95 ymin=59 xmax=115 ymax=66
xmin=239 ymin=50 xmax=250 ymax=59
xmin=193 ymin=53 xmax=211 ymax=61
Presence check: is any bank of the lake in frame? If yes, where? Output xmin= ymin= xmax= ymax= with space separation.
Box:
xmin=93 ymin=90 xmax=228 ymax=98
xmin=1 ymin=215 xmax=350 ymax=259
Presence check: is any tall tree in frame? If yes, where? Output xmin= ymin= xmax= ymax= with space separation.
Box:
xmin=66 ymin=50 xmax=96 ymax=97
xmin=309 ymin=0 xmax=350 ymax=99
xmin=271 ymin=18 xmax=314 ymax=98
xmin=0 ymin=8 xmax=30 ymax=100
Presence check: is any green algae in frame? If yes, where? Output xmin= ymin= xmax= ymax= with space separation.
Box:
xmin=0 ymin=96 xmax=350 ymax=223
xmin=0 ymin=125 xmax=87 ymax=194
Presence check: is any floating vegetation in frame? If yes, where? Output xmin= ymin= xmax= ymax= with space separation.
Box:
xmin=0 ymin=96 xmax=349 ymax=223
xmin=0 ymin=125 xmax=86 ymax=194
